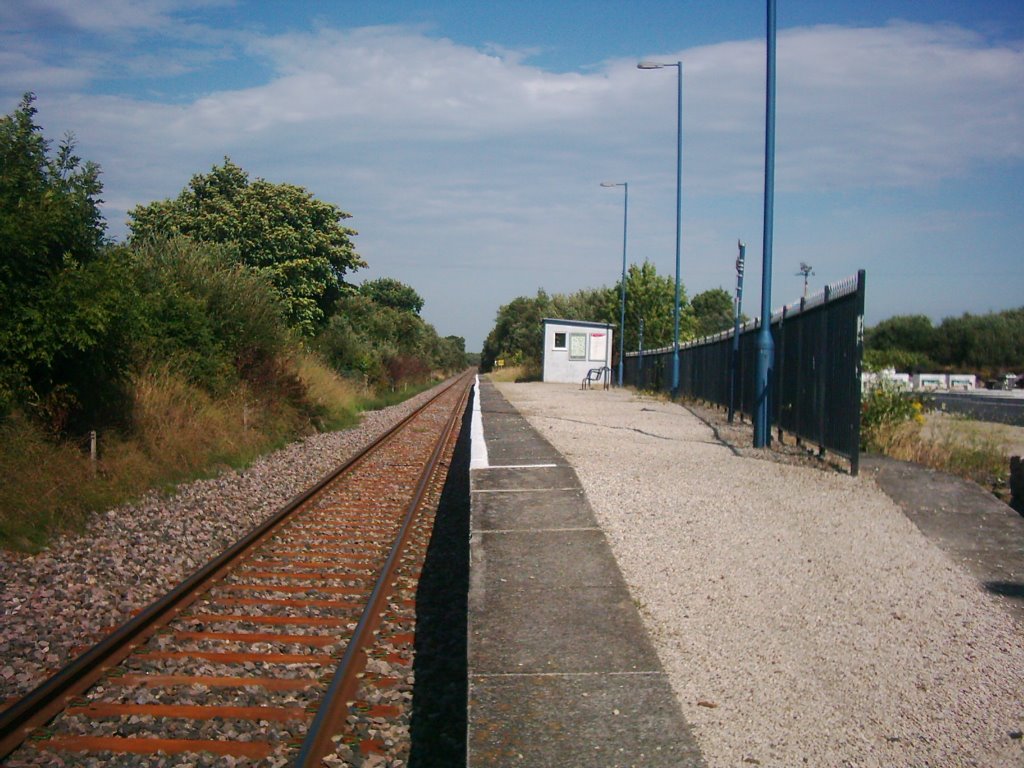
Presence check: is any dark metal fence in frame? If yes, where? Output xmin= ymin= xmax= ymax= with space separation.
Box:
xmin=623 ymin=270 xmax=866 ymax=474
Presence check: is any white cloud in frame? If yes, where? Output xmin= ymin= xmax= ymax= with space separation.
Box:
xmin=0 ymin=0 xmax=231 ymax=35
xmin=18 ymin=21 xmax=1021 ymax=192
xmin=235 ymin=26 xmax=613 ymax=140
xmin=4 ymin=19 xmax=1022 ymax=344
xmin=662 ymin=22 xmax=1024 ymax=193
xmin=0 ymin=41 xmax=95 ymax=93
xmin=108 ymin=21 xmax=1021 ymax=189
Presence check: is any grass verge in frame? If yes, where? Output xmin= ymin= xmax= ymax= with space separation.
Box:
xmin=868 ymin=415 xmax=1012 ymax=501
xmin=0 ymin=358 xmax=436 ymax=553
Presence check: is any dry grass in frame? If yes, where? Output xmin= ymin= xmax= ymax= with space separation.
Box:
xmin=1 ymin=357 xmax=434 ymax=552
xmin=486 ymin=364 xmax=539 ymax=383
xmin=0 ymin=412 xmax=99 ymax=551
xmin=0 ymin=361 xmax=353 ymax=552
xmin=870 ymin=415 xmax=1012 ymax=494
xmin=922 ymin=411 xmax=1024 ymax=458
xmin=294 ymin=352 xmax=364 ymax=431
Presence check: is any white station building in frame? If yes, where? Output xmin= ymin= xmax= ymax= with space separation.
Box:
xmin=540 ymin=318 xmax=614 ymax=384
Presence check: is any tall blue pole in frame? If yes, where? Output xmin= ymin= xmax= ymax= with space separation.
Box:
xmin=753 ymin=0 xmax=776 ymax=448
xmin=672 ymin=61 xmax=683 ymax=396
xmin=637 ymin=59 xmax=682 ymax=394
xmin=618 ymin=183 xmax=628 ymax=387
xmin=601 ymin=181 xmax=630 ymax=387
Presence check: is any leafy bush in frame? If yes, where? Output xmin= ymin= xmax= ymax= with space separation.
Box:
xmin=863 ymin=348 xmax=936 ymax=374
xmin=860 ymin=379 xmax=925 ymax=451
xmin=129 ymin=237 xmax=291 ymax=395
xmin=315 ymin=287 xmax=465 ymax=388
xmin=1 ymin=99 xmax=461 ymax=550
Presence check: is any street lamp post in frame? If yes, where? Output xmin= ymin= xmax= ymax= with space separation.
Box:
xmin=637 ymin=59 xmax=682 ymax=395
xmin=601 ymin=181 xmax=628 ymax=388
xmin=753 ymin=0 xmax=777 ymax=447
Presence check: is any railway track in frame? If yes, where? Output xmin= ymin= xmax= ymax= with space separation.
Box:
xmin=0 ymin=371 xmax=474 ymax=766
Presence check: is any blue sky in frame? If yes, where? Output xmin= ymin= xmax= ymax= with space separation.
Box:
xmin=3 ymin=1 xmax=1022 ymax=350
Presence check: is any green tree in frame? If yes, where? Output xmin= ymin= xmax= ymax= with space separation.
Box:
xmin=548 ymin=287 xmax=614 ymax=325
xmin=865 ymin=314 xmax=936 ymax=356
xmin=864 ymin=308 xmax=1024 ymax=375
xmin=479 ymin=264 xmax=696 ymax=373
xmin=129 ymin=237 xmax=290 ymax=394
xmin=316 ymin=288 xmax=464 ymax=385
xmin=0 ymin=94 xmax=105 ymax=284
xmin=615 ymin=260 xmax=692 ymax=352
xmin=0 ymin=93 xmax=136 ymax=428
xmin=360 ymin=277 xmax=424 ymax=315
xmin=480 ymin=291 xmax=551 ymax=372
xmin=935 ymin=310 xmax=1024 ymax=372
xmin=432 ymin=335 xmax=467 ymax=373
xmin=692 ymin=288 xmax=735 ymax=339
xmin=128 ymin=159 xmax=365 ymax=335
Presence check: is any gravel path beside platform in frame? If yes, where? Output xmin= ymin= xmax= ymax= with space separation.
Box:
xmin=495 ymin=382 xmax=1024 ymax=768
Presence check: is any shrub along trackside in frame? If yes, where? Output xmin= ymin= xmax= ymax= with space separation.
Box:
xmin=861 ymin=379 xmax=1012 ymax=502
xmin=0 ymin=94 xmax=466 ymax=551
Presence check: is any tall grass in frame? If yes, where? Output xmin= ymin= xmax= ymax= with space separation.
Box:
xmin=0 ymin=353 xmax=367 ymax=553
xmin=294 ymin=353 xmax=364 ymax=431
xmin=0 ymin=412 xmax=101 ymax=551
xmin=867 ymin=413 xmax=1010 ymax=491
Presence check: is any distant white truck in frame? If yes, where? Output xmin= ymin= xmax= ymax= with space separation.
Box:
xmin=913 ymin=373 xmax=947 ymax=391
xmin=861 ymin=369 xmax=911 ymax=391
xmin=947 ymin=374 xmax=976 ymax=390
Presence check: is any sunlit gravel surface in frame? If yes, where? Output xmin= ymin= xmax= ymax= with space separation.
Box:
xmin=497 ymin=382 xmax=1024 ymax=768
xmin=0 ymin=388 xmax=439 ymax=706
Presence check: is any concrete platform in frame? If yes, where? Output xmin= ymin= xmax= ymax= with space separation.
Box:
xmin=466 ymin=378 xmax=705 ymax=767
xmin=862 ymin=454 xmax=1024 ymax=625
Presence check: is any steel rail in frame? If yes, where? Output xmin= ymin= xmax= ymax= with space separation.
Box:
xmin=0 ymin=371 xmax=473 ymax=761
xmin=294 ymin=372 xmax=471 ymax=765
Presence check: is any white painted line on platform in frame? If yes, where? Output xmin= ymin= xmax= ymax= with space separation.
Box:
xmin=470 ymin=375 xmax=490 ymax=470
xmin=471 ymin=487 xmax=581 ymax=494
xmin=477 ymin=463 xmax=561 ymax=470
xmin=472 ymin=670 xmax=665 ymax=679
xmin=480 ymin=527 xmax=601 ymax=534
xmin=470 ymin=377 xmax=563 ymax=471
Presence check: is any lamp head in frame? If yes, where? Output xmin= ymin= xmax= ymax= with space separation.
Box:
xmin=637 ymin=61 xmax=665 ymax=69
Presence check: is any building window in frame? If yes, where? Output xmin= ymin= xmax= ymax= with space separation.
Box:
xmin=553 ymin=332 xmax=567 ymax=349
xmin=569 ymin=333 xmax=587 ymax=360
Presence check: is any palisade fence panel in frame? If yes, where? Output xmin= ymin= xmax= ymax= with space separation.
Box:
xmin=623 ymin=270 xmax=865 ymax=474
